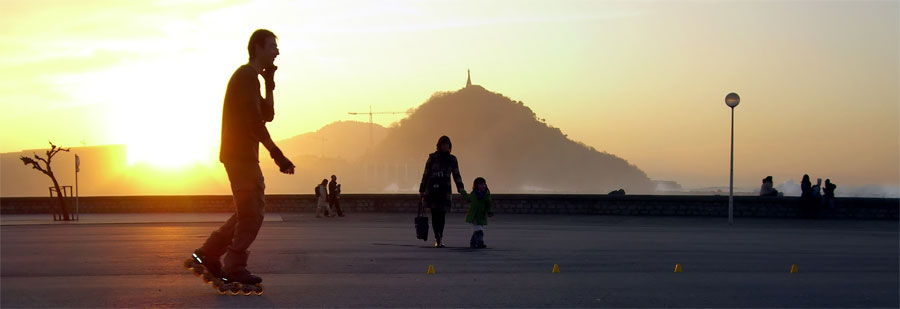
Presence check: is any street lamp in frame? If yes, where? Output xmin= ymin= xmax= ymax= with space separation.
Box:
xmin=725 ymin=92 xmax=740 ymax=225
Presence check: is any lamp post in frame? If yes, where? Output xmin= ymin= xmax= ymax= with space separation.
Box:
xmin=725 ymin=92 xmax=740 ymax=225
xmin=75 ymin=154 xmax=80 ymax=221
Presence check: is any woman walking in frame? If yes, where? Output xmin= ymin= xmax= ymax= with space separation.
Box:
xmin=419 ymin=136 xmax=466 ymax=248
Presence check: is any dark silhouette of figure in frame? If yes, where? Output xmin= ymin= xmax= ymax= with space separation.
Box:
xmin=759 ymin=176 xmax=779 ymax=197
xmin=328 ymin=175 xmax=344 ymax=217
xmin=190 ymin=29 xmax=294 ymax=287
xmin=799 ymin=174 xmax=819 ymax=218
xmin=812 ymin=178 xmax=824 ymax=209
xmin=824 ymin=179 xmax=837 ymax=209
xmin=800 ymin=174 xmax=812 ymax=198
xmin=463 ymin=177 xmax=493 ymax=249
xmin=419 ymin=135 xmax=465 ymax=248
xmin=812 ymin=178 xmax=823 ymax=198
xmin=316 ymin=179 xmax=331 ymax=218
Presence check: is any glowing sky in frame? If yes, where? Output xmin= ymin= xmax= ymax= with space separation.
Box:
xmin=1 ymin=0 xmax=897 ymax=189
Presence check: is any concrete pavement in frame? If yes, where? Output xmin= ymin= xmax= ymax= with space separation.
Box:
xmin=0 ymin=213 xmax=283 ymax=226
xmin=2 ymin=213 xmax=897 ymax=307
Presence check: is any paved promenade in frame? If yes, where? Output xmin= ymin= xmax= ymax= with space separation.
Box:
xmin=2 ymin=213 xmax=897 ymax=307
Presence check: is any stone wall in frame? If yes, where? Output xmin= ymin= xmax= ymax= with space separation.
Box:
xmin=1 ymin=194 xmax=896 ymax=219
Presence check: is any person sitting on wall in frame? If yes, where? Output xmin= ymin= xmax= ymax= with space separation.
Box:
xmin=759 ymin=176 xmax=780 ymax=197
xmin=608 ymin=189 xmax=625 ymax=196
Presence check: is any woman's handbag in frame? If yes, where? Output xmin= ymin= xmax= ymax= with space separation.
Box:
xmin=415 ymin=200 xmax=429 ymax=241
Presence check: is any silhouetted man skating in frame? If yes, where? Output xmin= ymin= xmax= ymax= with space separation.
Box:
xmin=184 ymin=29 xmax=295 ymax=295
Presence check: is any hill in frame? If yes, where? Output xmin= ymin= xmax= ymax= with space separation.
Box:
xmin=277 ymin=121 xmax=388 ymax=162
xmin=367 ymin=85 xmax=653 ymax=193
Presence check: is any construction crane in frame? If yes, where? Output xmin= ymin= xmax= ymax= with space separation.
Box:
xmin=348 ymin=105 xmax=412 ymax=151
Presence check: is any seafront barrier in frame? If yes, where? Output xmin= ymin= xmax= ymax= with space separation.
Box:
xmin=1 ymin=194 xmax=896 ymax=219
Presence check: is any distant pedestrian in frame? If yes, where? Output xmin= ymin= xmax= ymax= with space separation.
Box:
xmin=812 ymin=178 xmax=823 ymax=199
xmin=800 ymin=174 xmax=819 ymax=218
xmin=328 ymin=175 xmax=345 ymax=217
xmin=419 ymin=135 xmax=466 ymax=248
xmin=800 ymin=174 xmax=812 ymax=199
xmin=824 ymin=179 xmax=837 ymax=208
xmin=759 ymin=176 xmax=779 ymax=197
xmin=812 ymin=178 xmax=824 ymax=209
xmin=463 ymin=177 xmax=493 ymax=249
xmin=315 ymin=179 xmax=331 ymax=218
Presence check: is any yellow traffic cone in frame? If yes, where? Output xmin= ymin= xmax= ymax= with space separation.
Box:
xmin=674 ymin=264 xmax=683 ymax=272
xmin=427 ymin=264 xmax=435 ymax=274
xmin=552 ymin=264 xmax=560 ymax=273
xmin=790 ymin=264 xmax=798 ymax=273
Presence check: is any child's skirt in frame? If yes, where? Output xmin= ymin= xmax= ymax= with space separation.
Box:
xmin=471 ymin=222 xmax=484 ymax=232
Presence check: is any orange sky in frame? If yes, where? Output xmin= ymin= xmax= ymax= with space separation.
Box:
xmin=1 ymin=0 xmax=897 ymax=190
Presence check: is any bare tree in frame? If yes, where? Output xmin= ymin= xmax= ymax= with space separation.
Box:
xmin=20 ymin=141 xmax=71 ymax=221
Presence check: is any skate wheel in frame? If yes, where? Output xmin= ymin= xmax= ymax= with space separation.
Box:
xmin=241 ymin=284 xmax=253 ymax=295
xmin=229 ymin=284 xmax=242 ymax=295
xmin=183 ymin=259 xmax=194 ymax=269
xmin=254 ymin=284 xmax=264 ymax=295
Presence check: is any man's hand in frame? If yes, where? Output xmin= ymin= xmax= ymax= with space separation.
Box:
xmin=269 ymin=146 xmax=294 ymax=174
xmin=262 ymin=65 xmax=277 ymax=91
xmin=275 ymin=156 xmax=295 ymax=174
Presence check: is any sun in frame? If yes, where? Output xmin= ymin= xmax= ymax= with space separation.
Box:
xmin=125 ymin=138 xmax=218 ymax=168
xmin=116 ymin=96 xmax=222 ymax=168
xmin=56 ymin=41 xmax=241 ymax=169
xmin=98 ymin=62 xmax=225 ymax=168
